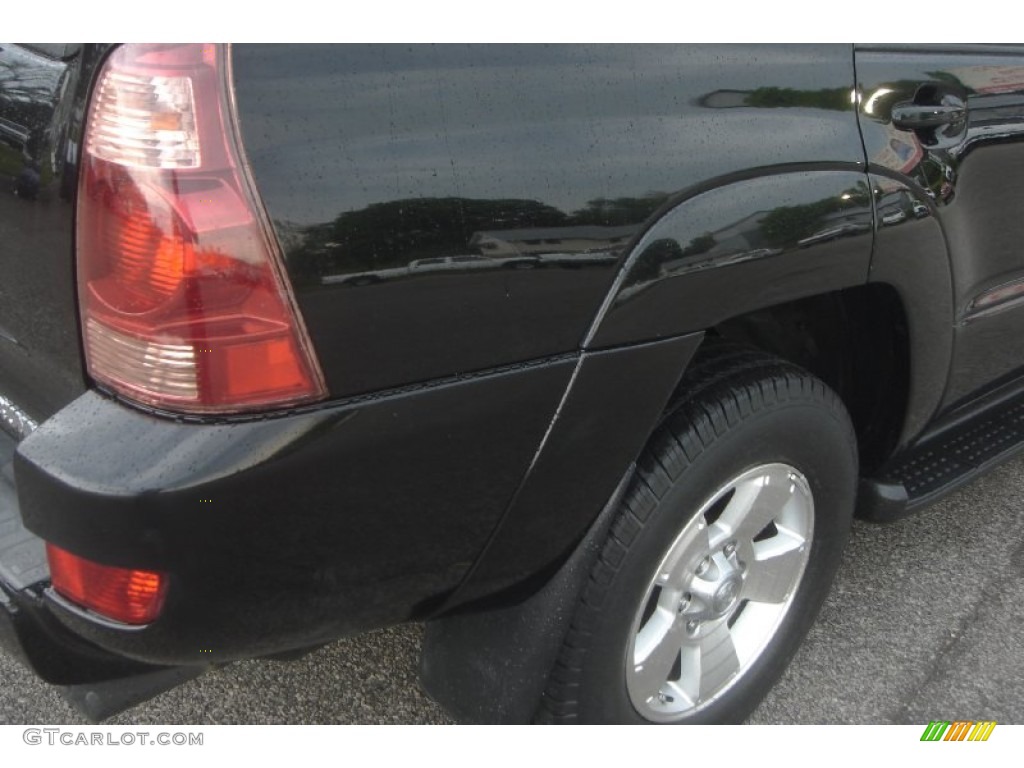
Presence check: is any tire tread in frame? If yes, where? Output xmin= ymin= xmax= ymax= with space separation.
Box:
xmin=537 ymin=340 xmax=853 ymax=724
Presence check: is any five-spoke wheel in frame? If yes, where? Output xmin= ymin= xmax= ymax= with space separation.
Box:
xmin=540 ymin=347 xmax=857 ymax=724
xmin=626 ymin=463 xmax=813 ymax=721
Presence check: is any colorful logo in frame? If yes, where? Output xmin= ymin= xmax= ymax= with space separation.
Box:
xmin=920 ymin=721 xmax=997 ymax=741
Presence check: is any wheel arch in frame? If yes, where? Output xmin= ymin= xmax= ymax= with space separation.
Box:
xmin=442 ymin=165 xmax=951 ymax=614
xmin=712 ymin=284 xmax=910 ymax=475
xmin=584 ymin=163 xmax=876 ymax=349
xmin=583 ymin=163 xmax=954 ymax=464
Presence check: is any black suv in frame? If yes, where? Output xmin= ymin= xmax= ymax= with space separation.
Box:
xmin=2 ymin=43 xmax=1024 ymax=724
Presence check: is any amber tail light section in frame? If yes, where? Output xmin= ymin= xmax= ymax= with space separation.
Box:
xmin=76 ymin=44 xmax=326 ymax=413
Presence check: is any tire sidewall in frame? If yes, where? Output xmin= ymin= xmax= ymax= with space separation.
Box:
xmin=574 ymin=397 xmax=856 ymax=724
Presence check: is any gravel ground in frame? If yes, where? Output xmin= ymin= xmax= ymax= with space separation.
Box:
xmin=2 ymin=456 xmax=1022 ymax=725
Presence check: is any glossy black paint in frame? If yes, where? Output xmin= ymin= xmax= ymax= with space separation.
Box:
xmin=865 ymin=171 xmax=954 ymax=445
xmin=14 ymin=327 xmax=706 ymax=665
xmin=232 ymin=44 xmax=863 ymax=397
xmin=6 ymin=43 xmax=1024 ymax=713
xmin=590 ymin=169 xmax=874 ymax=347
xmin=445 ymin=331 xmax=703 ymax=609
xmin=16 ymin=362 xmax=575 ymax=663
xmin=856 ymin=46 xmax=1024 ymax=409
xmin=0 ymin=580 xmax=177 ymax=685
xmin=0 ymin=43 xmax=100 ymax=422
xmin=14 ymin=328 xmax=709 ymax=663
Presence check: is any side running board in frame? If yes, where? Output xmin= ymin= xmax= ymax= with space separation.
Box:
xmin=858 ymin=392 xmax=1024 ymax=522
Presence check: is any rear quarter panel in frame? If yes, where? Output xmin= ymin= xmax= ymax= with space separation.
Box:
xmin=232 ymin=44 xmax=865 ymax=397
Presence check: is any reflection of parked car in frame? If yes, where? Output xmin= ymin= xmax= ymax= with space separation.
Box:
xmin=322 ymin=254 xmax=537 ymax=286
xmin=537 ymin=251 xmax=620 ymax=269
xmin=410 ymin=254 xmax=537 ymax=272
xmin=881 ymin=209 xmax=907 ymax=226
xmin=321 ymin=264 xmax=411 ymax=286
xmin=6 ymin=43 xmax=1024 ymax=727
xmin=796 ymin=221 xmax=870 ymax=247
xmin=0 ymin=117 xmax=31 ymax=150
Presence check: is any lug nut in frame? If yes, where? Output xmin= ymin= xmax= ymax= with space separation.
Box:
xmin=678 ymin=592 xmax=692 ymax=613
xmin=724 ymin=541 xmax=737 ymax=558
xmin=686 ymin=619 xmax=700 ymax=634
xmin=695 ymin=557 xmax=710 ymax=576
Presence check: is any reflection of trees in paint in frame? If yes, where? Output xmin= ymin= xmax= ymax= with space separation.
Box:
xmin=291 ymin=197 xmax=565 ymax=283
xmin=568 ymin=193 xmax=668 ymax=226
xmin=290 ymin=192 xmax=669 ymax=285
xmin=631 ymin=184 xmax=873 ymax=290
xmin=681 ymin=232 xmax=716 ymax=258
xmin=760 ymin=184 xmax=868 ymax=247
xmin=289 ymin=181 xmax=876 ymax=286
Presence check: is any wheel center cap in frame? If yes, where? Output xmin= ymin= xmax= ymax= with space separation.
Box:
xmin=712 ymin=576 xmax=741 ymax=616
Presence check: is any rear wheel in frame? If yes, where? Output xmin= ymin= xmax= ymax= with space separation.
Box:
xmin=540 ymin=346 xmax=857 ymax=724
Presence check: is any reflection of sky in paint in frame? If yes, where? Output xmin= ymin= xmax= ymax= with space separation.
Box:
xmin=233 ymin=44 xmax=860 ymax=223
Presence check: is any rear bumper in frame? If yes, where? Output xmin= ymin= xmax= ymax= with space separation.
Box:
xmin=11 ymin=358 xmax=573 ymax=667
xmin=1 ymin=426 xmax=179 ymax=689
xmin=1 ymin=576 xmax=204 ymax=721
xmin=0 ymin=580 xmax=174 ymax=687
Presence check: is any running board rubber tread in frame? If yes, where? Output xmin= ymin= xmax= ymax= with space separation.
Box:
xmin=861 ymin=393 xmax=1024 ymax=521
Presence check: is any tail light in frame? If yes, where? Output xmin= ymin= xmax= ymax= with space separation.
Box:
xmin=76 ymin=44 xmax=326 ymax=413
xmin=47 ymin=544 xmax=167 ymax=625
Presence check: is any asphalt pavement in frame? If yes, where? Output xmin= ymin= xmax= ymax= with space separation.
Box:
xmin=2 ymin=454 xmax=1022 ymax=725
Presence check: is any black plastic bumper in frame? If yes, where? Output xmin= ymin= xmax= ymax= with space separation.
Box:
xmin=12 ymin=358 xmax=575 ymax=667
xmin=8 ymin=334 xmax=699 ymax=675
xmin=2 ymin=425 xmax=204 ymax=720
xmin=0 ymin=578 xmax=186 ymax=687
xmin=1 ymin=584 xmax=204 ymax=722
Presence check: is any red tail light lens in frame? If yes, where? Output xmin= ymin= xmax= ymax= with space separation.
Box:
xmin=47 ymin=544 xmax=167 ymax=625
xmin=77 ymin=44 xmax=326 ymax=413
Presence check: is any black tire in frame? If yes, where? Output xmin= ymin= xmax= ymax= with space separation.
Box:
xmin=539 ymin=345 xmax=857 ymax=724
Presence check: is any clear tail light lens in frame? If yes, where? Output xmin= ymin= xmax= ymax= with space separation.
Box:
xmin=77 ymin=44 xmax=326 ymax=413
xmin=87 ymin=69 xmax=201 ymax=169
